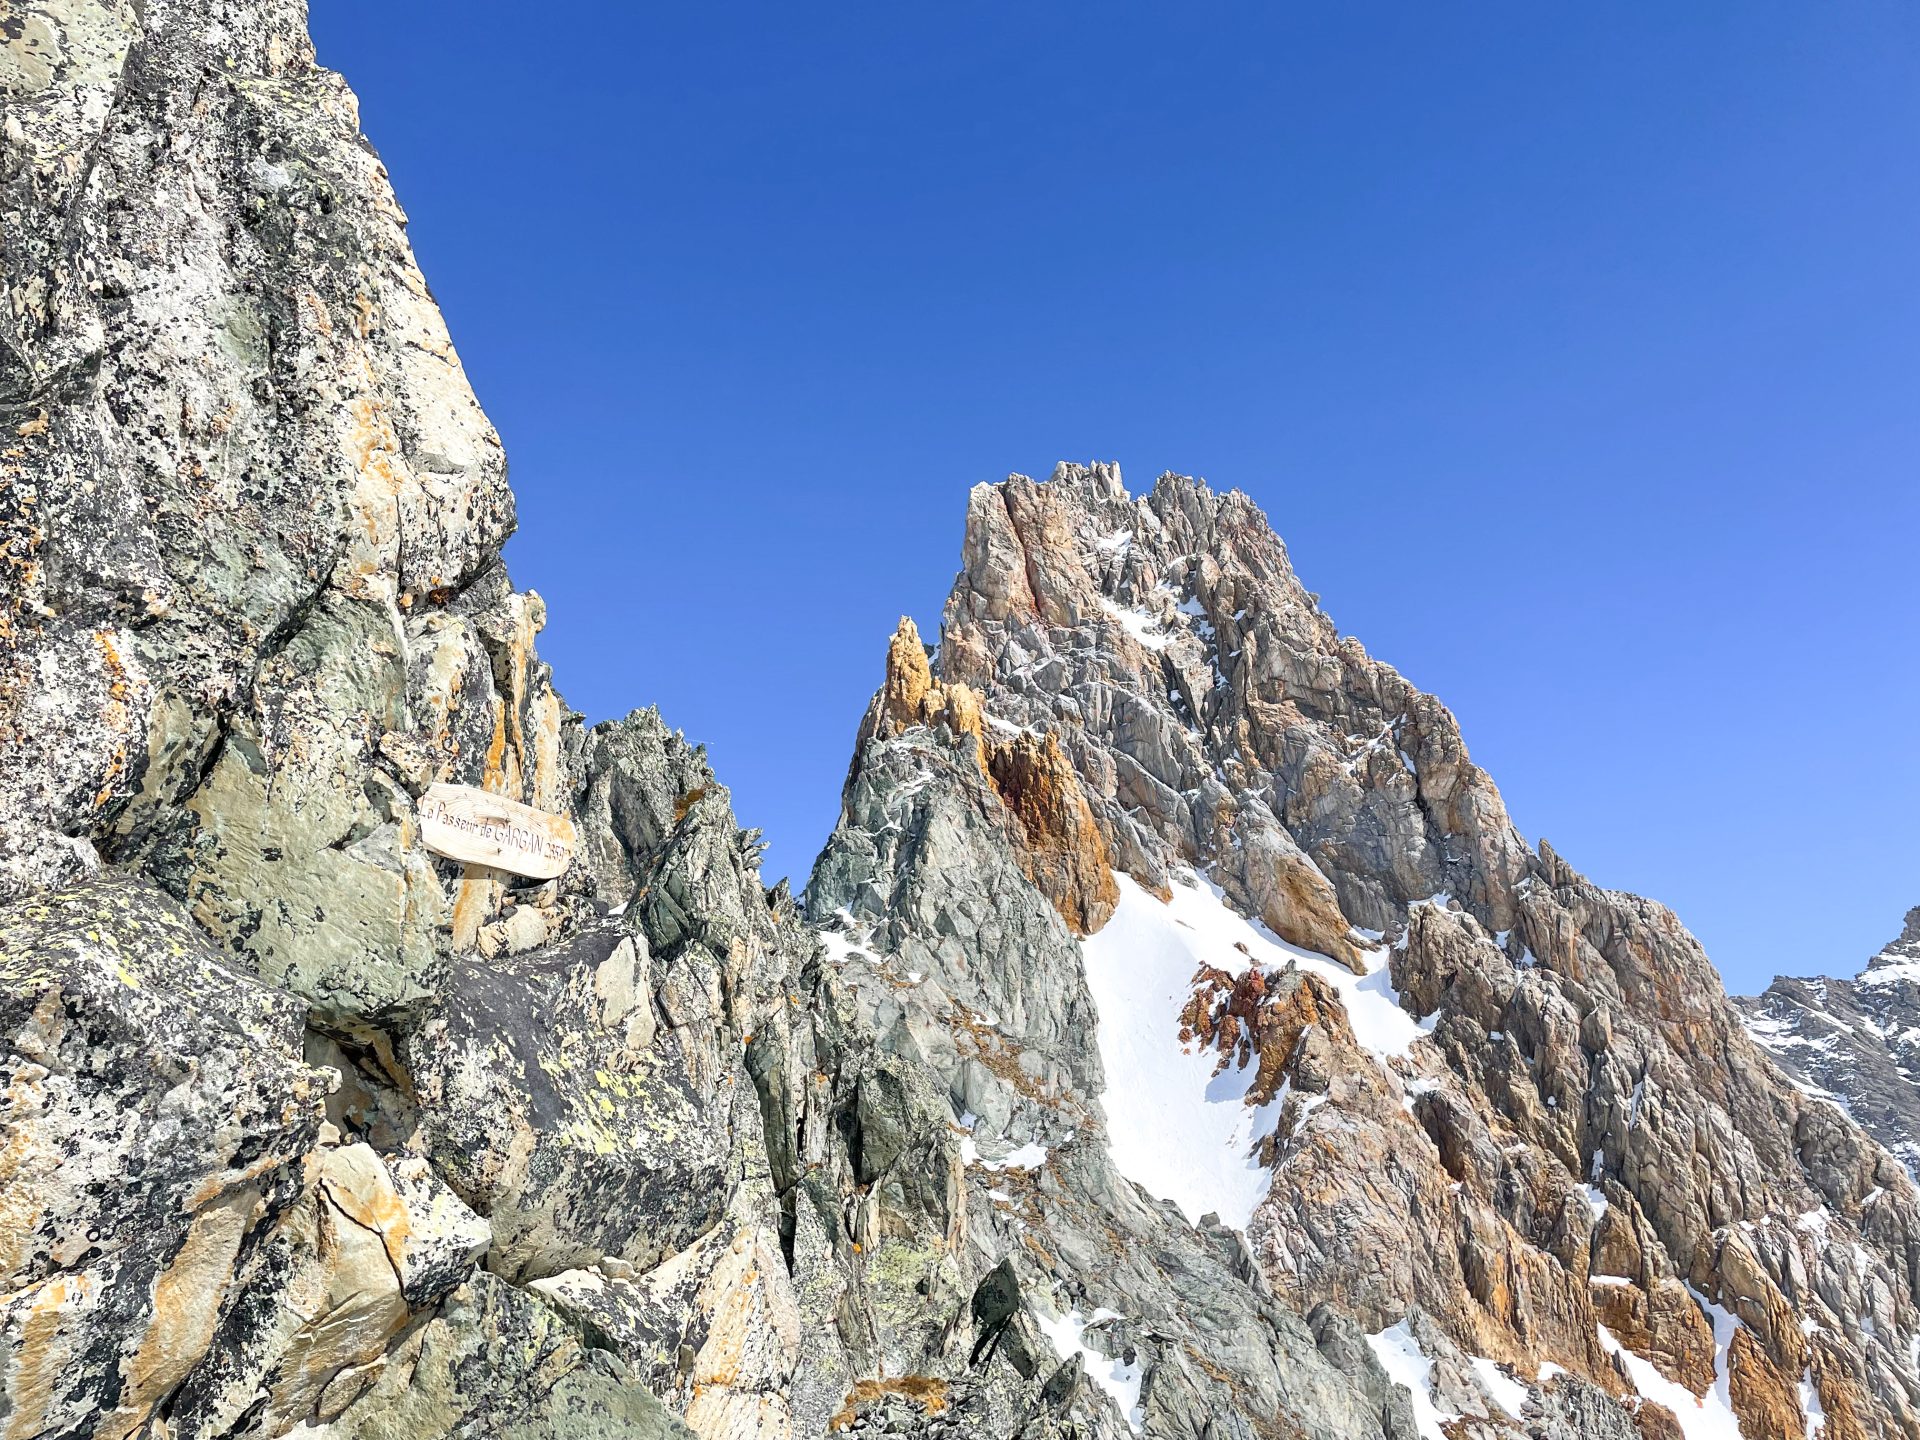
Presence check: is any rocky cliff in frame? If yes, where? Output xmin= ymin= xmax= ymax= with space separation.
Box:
xmin=1739 ymin=908 xmax=1920 ymax=1179
xmin=3 ymin=5 xmax=1918 ymax=1440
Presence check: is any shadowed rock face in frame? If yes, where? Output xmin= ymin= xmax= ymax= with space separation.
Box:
xmin=1739 ymin=907 xmax=1920 ymax=1177
xmin=5 ymin=5 xmax=1919 ymax=1440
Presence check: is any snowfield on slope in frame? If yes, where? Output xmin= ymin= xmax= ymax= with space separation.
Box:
xmin=1034 ymin=1305 xmax=1145 ymax=1432
xmin=1365 ymin=1323 xmax=1457 ymax=1439
xmin=1080 ymin=871 xmax=1427 ymax=1229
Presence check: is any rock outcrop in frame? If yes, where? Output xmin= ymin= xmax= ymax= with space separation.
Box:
xmin=6 ymin=4 xmax=1919 ymax=1440
xmin=851 ymin=616 xmax=1118 ymax=936
xmin=0 ymin=6 xmax=796 ymax=1438
xmin=1740 ymin=906 xmax=1920 ymax=1177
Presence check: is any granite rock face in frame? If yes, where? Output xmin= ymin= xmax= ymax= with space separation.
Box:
xmin=1739 ymin=907 xmax=1920 ymax=1177
xmin=0 ymin=875 xmax=323 ymax=1440
xmin=6 ymin=3 xmax=1920 ymax=1440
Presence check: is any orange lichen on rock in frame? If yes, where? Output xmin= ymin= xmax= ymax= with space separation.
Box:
xmin=87 ymin=630 xmax=136 ymax=812
xmin=828 ymin=1376 xmax=949 ymax=1432
xmin=859 ymin=617 xmax=1118 ymax=935
xmin=101 ymin=1191 xmax=255 ymax=1440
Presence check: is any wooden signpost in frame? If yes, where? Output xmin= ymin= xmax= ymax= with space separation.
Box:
xmin=418 ymin=783 xmax=576 ymax=880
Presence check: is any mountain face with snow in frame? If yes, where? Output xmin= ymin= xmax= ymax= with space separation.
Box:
xmin=1739 ymin=909 xmax=1920 ymax=1178
xmin=4 ymin=5 xmax=1919 ymax=1440
xmin=809 ymin=463 xmax=1920 ymax=1439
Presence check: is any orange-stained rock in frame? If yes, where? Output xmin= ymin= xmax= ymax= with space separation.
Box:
xmin=1590 ymin=1279 xmax=1716 ymax=1397
xmin=1591 ymin=1204 xmax=1646 ymax=1284
xmin=1251 ymin=846 xmax=1369 ymax=973
xmin=856 ymin=617 xmax=1118 ymax=934
xmin=1630 ymin=1400 xmax=1686 ymax=1440
xmin=1713 ymin=1232 xmax=1808 ymax=1379
xmin=1180 ymin=965 xmax=1352 ymax=1110
xmin=1726 ymin=1327 xmax=1804 ymax=1440
xmin=877 ymin=617 xmax=937 ymax=730
xmin=860 ymin=617 xmax=987 ymax=752
xmin=984 ymin=731 xmax=1119 ymax=936
xmin=100 ymin=1191 xmax=256 ymax=1440
xmin=1806 ymin=1337 xmax=1872 ymax=1440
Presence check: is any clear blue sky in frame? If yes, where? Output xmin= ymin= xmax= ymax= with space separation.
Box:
xmin=311 ymin=3 xmax=1918 ymax=994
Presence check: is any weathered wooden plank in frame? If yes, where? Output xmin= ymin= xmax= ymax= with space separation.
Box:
xmin=418 ymin=783 xmax=576 ymax=880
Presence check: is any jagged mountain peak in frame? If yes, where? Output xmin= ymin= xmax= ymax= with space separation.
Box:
xmin=814 ymin=459 xmax=1920 ymax=1437
xmin=936 ymin=462 xmax=1536 ymax=965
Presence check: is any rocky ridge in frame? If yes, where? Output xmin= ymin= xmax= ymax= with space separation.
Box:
xmin=3 ymin=5 xmax=1918 ymax=1440
xmin=1739 ymin=908 xmax=1920 ymax=1178
xmin=2 ymin=3 xmax=795 ymax=1435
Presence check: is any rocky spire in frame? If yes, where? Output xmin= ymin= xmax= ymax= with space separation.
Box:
xmin=851 ymin=615 xmax=1118 ymax=935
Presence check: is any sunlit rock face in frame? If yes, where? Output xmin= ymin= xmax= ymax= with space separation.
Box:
xmin=809 ymin=460 xmax=1920 ymax=1438
xmin=0 ymin=6 xmax=784 ymax=1438
xmin=5 ymin=3 xmax=1919 ymax=1439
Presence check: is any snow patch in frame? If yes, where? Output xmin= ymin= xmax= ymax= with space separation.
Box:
xmin=1599 ymin=1299 xmax=1747 ymax=1440
xmin=959 ymin=1134 xmax=1050 ymax=1172
xmin=1471 ymin=1357 xmax=1529 ymax=1419
xmin=1099 ymin=597 xmax=1172 ymax=651
xmin=1081 ymin=873 xmax=1428 ymax=1229
xmin=1034 ymin=1306 xmax=1144 ymax=1432
xmin=816 ymin=911 xmax=883 ymax=967
xmin=1801 ymin=1367 xmax=1827 ymax=1438
xmin=997 ymin=1141 xmax=1050 ymax=1170
xmin=1365 ymin=1322 xmax=1455 ymax=1440
xmin=1859 ymin=957 xmax=1920 ymax=988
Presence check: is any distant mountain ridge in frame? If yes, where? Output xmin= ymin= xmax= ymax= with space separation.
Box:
xmin=1739 ymin=907 xmax=1920 ymax=1178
